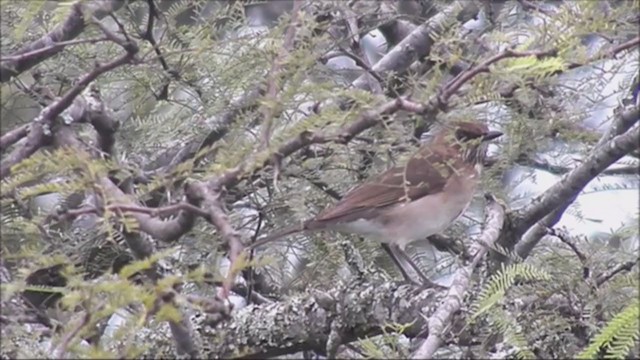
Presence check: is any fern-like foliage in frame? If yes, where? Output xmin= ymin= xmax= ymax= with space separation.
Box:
xmin=471 ymin=262 xmax=551 ymax=320
xmin=488 ymin=307 xmax=537 ymax=360
xmin=577 ymin=298 xmax=640 ymax=359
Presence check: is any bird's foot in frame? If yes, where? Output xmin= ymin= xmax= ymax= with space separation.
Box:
xmin=398 ymin=277 xmax=447 ymax=291
xmin=417 ymin=278 xmax=449 ymax=291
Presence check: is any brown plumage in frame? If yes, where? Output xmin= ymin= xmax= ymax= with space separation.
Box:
xmin=250 ymin=120 xmax=502 ymax=250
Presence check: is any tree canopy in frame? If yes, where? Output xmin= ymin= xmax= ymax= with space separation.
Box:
xmin=0 ymin=1 xmax=638 ymax=359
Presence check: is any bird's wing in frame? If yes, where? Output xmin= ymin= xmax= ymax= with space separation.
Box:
xmin=314 ymin=150 xmax=457 ymax=223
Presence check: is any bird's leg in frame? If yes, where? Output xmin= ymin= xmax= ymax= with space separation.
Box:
xmin=391 ymin=245 xmax=431 ymax=284
xmin=380 ymin=243 xmax=418 ymax=285
xmin=391 ymin=244 xmax=446 ymax=289
xmin=382 ymin=243 xmax=438 ymax=287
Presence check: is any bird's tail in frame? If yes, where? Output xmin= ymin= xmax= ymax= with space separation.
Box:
xmin=247 ymin=224 xmax=305 ymax=249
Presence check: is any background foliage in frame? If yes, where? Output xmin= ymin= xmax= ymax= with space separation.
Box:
xmin=1 ymin=0 xmax=638 ymax=358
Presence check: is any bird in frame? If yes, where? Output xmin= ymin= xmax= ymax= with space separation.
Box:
xmin=249 ymin=120 xmax=503 ymax=286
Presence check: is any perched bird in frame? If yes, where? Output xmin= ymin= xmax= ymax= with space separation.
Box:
xmin=250 ymin=120 xmax=502 ymax=285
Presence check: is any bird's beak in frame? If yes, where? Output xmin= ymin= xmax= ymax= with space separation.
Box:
xmin=482 ymin=130 xmax=503 ymax=141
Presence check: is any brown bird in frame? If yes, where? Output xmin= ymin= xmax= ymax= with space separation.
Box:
xmin=250 ymin=120 xmax=502 ymax=285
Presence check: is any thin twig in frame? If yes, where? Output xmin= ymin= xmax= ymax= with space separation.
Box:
xmin=547 ymin=228 xmax=590 ymax=279
xmin=0 ymin=37 xmax=109 ymax=62
xmin=49 ymin=201 xmax=211 ymax=223
xmin=50 ymin=309 xmax=92 ymax=358
xmin=258 ymin=0 xmax=303 ymax=151
xmin=596 ymin=261 xmax=637 ymax=286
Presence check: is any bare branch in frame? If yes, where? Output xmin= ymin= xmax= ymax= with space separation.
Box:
xmin=48 ymin=201 xmax=210 ymax=225
xmin=50 ymin=308 xmax=93 ymax=358
xmin=142 ymin=86 xmax=266 ymax=178
xmin=0 ymin=123 xmax=50 ymax=180
xmin=168 ymin=317 xmax=200 ymax=358
xmin=210 ymin=97 xmax=407 ymax=191
xmin=98 ymin=177 xmax=196 ymax=243
xmin=513 ymin=107 xmax=639 ymax=259
xmin=0 ymin=37 xmax=109 ymax=63
xmin=143 ymin=2 xmax=478 ymax=182
xmin=511 ymin=153 xmax=638 ymax=176
xmin=517 ymin=0 xmax=554 ymax=16
xmin=566 ymin=36 xmax=640 ymax=70
xmin=596 ymin=106 xmax=640 ymax=149
xmin=515 ymin=199 xmax=574 ymax=261
xmin=49 ymin=120 xmax=195 ymax=246
xmin=139 ymin=0 xmax=170 ymax=74
xmin=339 ymin=5 xmax=384 ymax=93
xmin=548 ymin=228 xmax=591 ymax=279
xmin=439 ymin=49 xmax=558 ymax=106
xmin=52 ymin=123 xmax=200 ymax=356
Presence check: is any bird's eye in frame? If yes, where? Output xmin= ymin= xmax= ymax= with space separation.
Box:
xmin=455 ymin=129 xmax=482 ymax=142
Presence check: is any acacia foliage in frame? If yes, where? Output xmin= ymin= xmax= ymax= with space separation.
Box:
xmin=0 ymin=0 xmax=638 ymax=358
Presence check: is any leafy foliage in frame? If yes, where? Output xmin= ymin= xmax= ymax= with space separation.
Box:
xmin=471 ymin=263 xmax=551 ymax=320
xmin=578 ymin=299 xmax=640 ymax=360
xmin=0 ymin=0 xmax=638 ymax=358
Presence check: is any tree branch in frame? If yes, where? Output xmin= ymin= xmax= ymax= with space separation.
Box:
xmin=0 ymin=0 xmax=130 ymax=82
xmin=51 ymin=125 xmax=200 ymax=357
xmin=596 ymin=260 xmax=638 ymax=287
xmin=0 ymin=124 xmax=29 ymax=153
xmin=351 ymin=1 xmax=479 ymax=92
xmin=185 ymin=181 xmax=245 ymax=297
xmin=513 ymin=110 xmax=639 ymax=255
xmin=0 ymin=42 xmax=137 ymax=178
xmin=198 ymin=281 xmax=444 ymax=359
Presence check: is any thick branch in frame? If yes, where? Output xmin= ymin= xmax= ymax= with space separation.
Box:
xmin=200 ymin=281 xmax=443 ymax=358
xmin=595 ymin=106 xmax=640 ymax=148
xmin=142 ymin=1 xmax=476 ymax=181
xmin=49 ymin=123 xmax=195 ymax=244
xmin=513 ymin=113 xmax=639 ymax=245
xmin=514 ymin=199 xmax=573 ymax=261
xmin=596 ymin=261 xmax=638 ymax=286
xmin=52 ymin=125 xmax=199 ymax=355
xmin=509 ymin=108 xmax=639 ymax=259
xmin=98 ymin=177 xmax=196 ymax=243
xmin=0 ymin=124 xmax=50 ymax=180
xmin=0 ymin=124 xmax=29 ymax=153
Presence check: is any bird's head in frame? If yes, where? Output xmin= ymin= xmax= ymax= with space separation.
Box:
xmin=434 ymin=120 xmax=503 ymax=163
